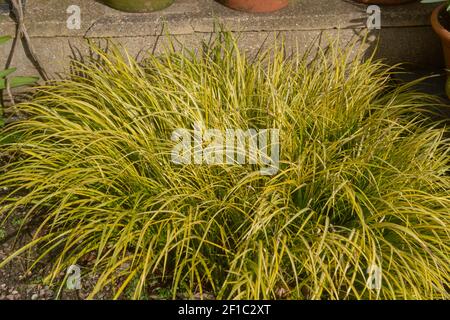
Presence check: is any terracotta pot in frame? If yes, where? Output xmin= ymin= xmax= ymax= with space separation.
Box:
xmin=217 ymin=0 xmax=288 ymax=13
xmin=354 ymin=0 xmax=416 ymax=4
xmin=98 ymin=0 xmax=174 ymax=12
xmin=431 ymin=4 xmax=450 ymax=98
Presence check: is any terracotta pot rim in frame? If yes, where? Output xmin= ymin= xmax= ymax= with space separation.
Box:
xmin=218 ymin=0 xmax=288 ymax=13
xmin=431 ymin=4 xmax=450 ymax=43
xmin=355 ymin=0 xmax=416 ymax=5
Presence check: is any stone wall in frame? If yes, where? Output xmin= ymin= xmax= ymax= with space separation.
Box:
xmin=0 ymin=0 xmax=444 ymax=80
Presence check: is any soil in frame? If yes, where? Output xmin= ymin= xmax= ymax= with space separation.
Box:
xmin=0 ymin=159 xmax=114 ymax=300
xmin=0 ymin=194 xmax=213 ymax=300
xmin=0 ymin=186 xmax=205 ymax=300
xmin=0 ymin=194 xmax=95 ymax=300
xmin=0 ymin=218 xmax=119 ymax=300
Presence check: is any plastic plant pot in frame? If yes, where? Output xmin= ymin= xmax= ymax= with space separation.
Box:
xmin=431 ymin=4 xmax=450 ymax=98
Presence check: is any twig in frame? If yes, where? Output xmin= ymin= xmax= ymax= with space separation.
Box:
xmin=4 ymin=0 xmax=49 ymax=107
xmin=4 ymin=2 xmax=21 ymax=105
xmin=9 ymin=0 xmax=49 ymax=81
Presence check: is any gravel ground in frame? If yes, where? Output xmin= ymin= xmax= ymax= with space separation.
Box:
xmin=0 ymin=219 xmax=114 ymax=300
xmin=0 ymin=205 xmax=56 ymax=300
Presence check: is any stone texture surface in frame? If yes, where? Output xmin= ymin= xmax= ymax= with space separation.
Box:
xmin=0 ymin=0 xmax=444 ymax=79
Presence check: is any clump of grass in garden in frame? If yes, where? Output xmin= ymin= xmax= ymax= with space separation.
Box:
xmin=0 ymin=32 xmax=449 ymax=300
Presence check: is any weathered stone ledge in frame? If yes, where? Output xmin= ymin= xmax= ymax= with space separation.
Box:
xmin=0 ymin=0 xmax=444 ymax=78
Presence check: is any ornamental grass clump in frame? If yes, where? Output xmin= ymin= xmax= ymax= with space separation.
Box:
xmin=0 ymin=33 xmax=449 ymax=299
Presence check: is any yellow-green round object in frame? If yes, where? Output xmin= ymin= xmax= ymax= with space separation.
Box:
xmin=99 ymin=0 xmax=175 ymax=12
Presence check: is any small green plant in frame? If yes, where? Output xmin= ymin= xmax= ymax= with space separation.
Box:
xmin=421 ymin=0 xmax=450 ymax=11
xmin=11 ymin=216 xmax=23 ymax=228
xmin=0 ymin=33 xmax=448 ymax=300
xmin=0 ymin=35 xmax=39 ymax=127
xmin=155 ymin=288 xmax=172 ymax=300
xmin=124 ymin=276 xmax=150 ymax=300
